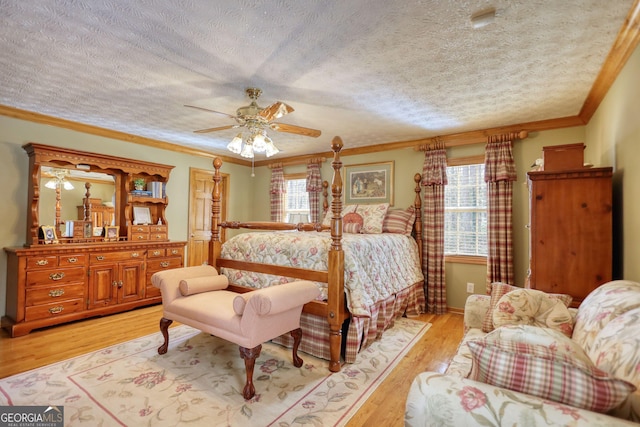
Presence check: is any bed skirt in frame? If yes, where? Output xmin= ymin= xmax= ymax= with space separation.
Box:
xmin=272 ymin=281 xmax=425 ymax=363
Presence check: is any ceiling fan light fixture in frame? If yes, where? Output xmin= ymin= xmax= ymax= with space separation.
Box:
xmin=240 ymin=142 xmax=254 ymax=158
xmin=265 ymin=140 xmax=280 ymax=157
xmin=252 ymin=131 xmax=267 ymax=152
xmin=227 ymin=133 xmax=243 ymax=154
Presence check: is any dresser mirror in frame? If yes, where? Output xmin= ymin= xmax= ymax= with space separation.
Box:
xmin=38 ymin=166 xmax=116 ymax=229
xmin=23 ymin=143 xmax=173 ymax=247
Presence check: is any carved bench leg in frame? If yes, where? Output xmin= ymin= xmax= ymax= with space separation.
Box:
xmin=239 ymin=344 xmax=262 ymax=400
xmin=158 ymin=317 xmax=173 ymax=355
xmin=291 ymin=328 xmax=303 ymax=367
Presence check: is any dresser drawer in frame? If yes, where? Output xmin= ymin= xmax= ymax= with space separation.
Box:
xmin=167 ymin=247 xmax=184 ymax=257
xmin=147 ymin=257 xmax=183 ymax=272
xmin=59 ymin=254 xmax=86 ymax=266
xmin=149 ymin=233 xmax=168 ymax=241
xmin=148 ymin=248 xmax=166 ymax=258
xmin=26 ymin=256 xmax=58 ymax=269
xmin=131 ymin=233 xmax=150 ymax=241
xmin=25 ymin=299 xmax=84 ymax=322
xmin=25 ymin=267 xmax=86 ymax=287
xmin=130 ymin=225 xmax=150 ymax=234
xmin=149 ymin=225 xmax=167 ymax=233
xmin=89 ymin=251 xmax=144 ymax=263
xmin=26 ymin=283 xmax=85 ymax=306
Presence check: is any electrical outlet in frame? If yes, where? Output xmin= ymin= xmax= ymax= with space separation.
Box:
xmin=466 ymin=282 xmax=475 ymax=293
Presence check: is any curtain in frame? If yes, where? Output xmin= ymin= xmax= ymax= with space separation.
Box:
xmin=306 ymin=162 xmax=322 ymax=223
xmin=421 ymin=143 xmax=448 ymax=314
xmin=484 ymin=135 xmax=517 ymax=288
xmin=270 ymin=166 xmax=286 ymax=222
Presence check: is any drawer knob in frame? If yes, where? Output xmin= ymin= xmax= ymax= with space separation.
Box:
xmin=67 ymin=257 xmax=78 ymax=263
xmin=118 ymin=281 xmax=123 ymax=288
xmin=49 ymin=306 xmax=64 ymax=314
xmin=36 ymin=259 xmax=49 ymax=266
xmin=153 ymin=250 xmax=161 ymax=256
xmin=160 ymin=261 xmax=170 ymax=268
xmin=171 ymin=250 xmax=178 ymax=255
xmin=96 ymin=256 xmax=105 ymax=261
xmin=137 ymin=235 xmax=144 ymax=240
xmin=131 ymin=252 xmax=140 ymax=258
xmin=49 ymin=272 xmax=65 ymax=281
xmin=112 ymin=281 xmax=118 ymax=287
xmin=49 ymin=289 xmax=65 ymax=297
xmin=156 ymin=235 xmax=162 ymax=239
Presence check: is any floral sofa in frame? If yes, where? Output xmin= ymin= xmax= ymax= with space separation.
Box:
xmin=405 ymin=280 xmax=640 ymax=426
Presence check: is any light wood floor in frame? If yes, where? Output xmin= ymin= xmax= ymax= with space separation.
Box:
xmin=0 ymin=306 xmax=463 ymax=427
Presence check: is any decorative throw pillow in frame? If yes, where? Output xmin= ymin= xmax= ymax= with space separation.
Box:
xmin=468 ymin=326 xmax=636 ymax=412
xmin=481 ymin=282 xmax=572 ymax=333
xmin=321 ymin=205 xmax=357 ymax=227
xmin=382 ymin=206 xmax=415 ymax=235
xmin=492 ymin=288 xmax=574 ymax=337
xmin=353 ymin=203 xmax=389 ymax=234
xmin=343 ymin=222 xmax=362 ymax=234
xmin=179 ymin=275 xmax=229 ymax=296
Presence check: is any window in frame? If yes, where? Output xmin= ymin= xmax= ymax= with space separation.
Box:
xmin=284 ymin=174 xmax=310 ymax=223
xmin=444 ymin=159 xmax=487 ymax=258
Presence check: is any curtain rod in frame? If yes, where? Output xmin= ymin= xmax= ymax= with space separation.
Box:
xmin=416 ymin=130 xmax=529 ymax=151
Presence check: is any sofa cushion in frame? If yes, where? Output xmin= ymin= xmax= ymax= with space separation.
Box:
xmin=492 ymin=288 xmax=574 ymax=337
xmin=573 ymin=280 xmax=640 ymax=355
xmin=179 ymin=275 xmax=229 ymax=296
xmin=481 ymin=283 xmax=572 ymax=333
xmin=468 ymin=325 xmax=636 ymax=413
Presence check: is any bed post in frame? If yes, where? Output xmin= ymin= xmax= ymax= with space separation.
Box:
xmin=322 ymin=180 xmax=329 ymax=216
xmin=327 ymin=136 xmax=345 ymax=372
xmin=413 ymin=173 xmax=423 ymax=268
xmin=210 ymin=157 xmax=223 ymax=268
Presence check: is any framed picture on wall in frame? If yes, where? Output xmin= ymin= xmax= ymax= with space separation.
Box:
xmin=344 ymin=161 xmax=394 ymax=205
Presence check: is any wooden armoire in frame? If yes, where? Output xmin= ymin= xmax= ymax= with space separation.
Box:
xmin=527 ymin=166 xmax=613 ymax=306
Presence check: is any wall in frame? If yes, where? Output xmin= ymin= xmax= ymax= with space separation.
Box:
xmin=585 ymin=44 xmax=640 ymax=281
xmin=0 ymin=116 xmax=253 ymax=318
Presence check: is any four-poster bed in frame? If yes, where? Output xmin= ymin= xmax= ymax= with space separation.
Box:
xmin=209 ymin=136 xmax=425 ymax=372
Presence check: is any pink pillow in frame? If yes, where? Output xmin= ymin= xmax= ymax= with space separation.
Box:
xmin=179 ymin=275 xmax=228 ymax=296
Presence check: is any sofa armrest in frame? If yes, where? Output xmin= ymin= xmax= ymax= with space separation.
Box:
xmin=464 ymin=294 xmax=490 ymax=332
xmin=405 ymin=372 xmax=636 ymax=426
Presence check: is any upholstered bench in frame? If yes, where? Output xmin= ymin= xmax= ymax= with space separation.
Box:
xmin=151 ymin=265 xmax=320 ymax=399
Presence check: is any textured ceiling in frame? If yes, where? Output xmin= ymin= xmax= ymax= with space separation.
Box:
xmin=0 ymin=1 xmax=635 ymax=160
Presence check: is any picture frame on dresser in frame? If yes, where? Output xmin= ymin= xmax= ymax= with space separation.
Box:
xmin=133 ymin=206 xmax=152 ymax=225
xmin=39 ymin=225 xmax=58 ymax=244
xmin=104 ymin=225 xmax=119 ymax=241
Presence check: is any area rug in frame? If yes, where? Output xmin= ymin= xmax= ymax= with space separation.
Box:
xmin=0 ymin=318 xmax=430 ymax=427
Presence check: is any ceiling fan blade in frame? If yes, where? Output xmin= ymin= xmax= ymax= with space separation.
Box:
xmin=184 ymin=104 xmax=236 ymax=119
xmin=194 ymin=125 xmax=236 ymax=134
xmin=260 ymin=102 xmax=294 ymax=121
xmin=270 ymin=122 xmax=321 ymax=138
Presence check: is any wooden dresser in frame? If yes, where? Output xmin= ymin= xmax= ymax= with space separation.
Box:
xmin=4 ymin=241 xmax=184 ymax=337
xmin=527 ymin=167 xmax=613 ymax=305
xmin=2 ymin=143 xmax=187 ymax=337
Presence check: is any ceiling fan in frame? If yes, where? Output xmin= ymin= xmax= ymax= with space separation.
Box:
xmin=185 ymin=88 xmax=321 ymax=158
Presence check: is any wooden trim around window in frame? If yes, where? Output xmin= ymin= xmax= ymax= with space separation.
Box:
xmin=445 ymin=255 xmax=487 ymax=265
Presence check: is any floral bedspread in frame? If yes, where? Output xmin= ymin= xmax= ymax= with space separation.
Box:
xmin=220 ymin=231 xmax=424 ymax=317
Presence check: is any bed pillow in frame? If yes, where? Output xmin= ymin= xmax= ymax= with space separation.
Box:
xmin=179 ymin=275 xmax=229 ymax=296
xmin=492 ymin=288 xmax=574 ymax=337
xmin=353 ymin=203 xmax=389 ymax=234
xmin=382 ymin=206 xmax=415 ymax=235
xmin=468 ymin=326 xmax=636 ymax=413
xmin=481 ymin=282 xmax=572 ymax=333
xmin=321 ymin=203 xmax=389 ymax=234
